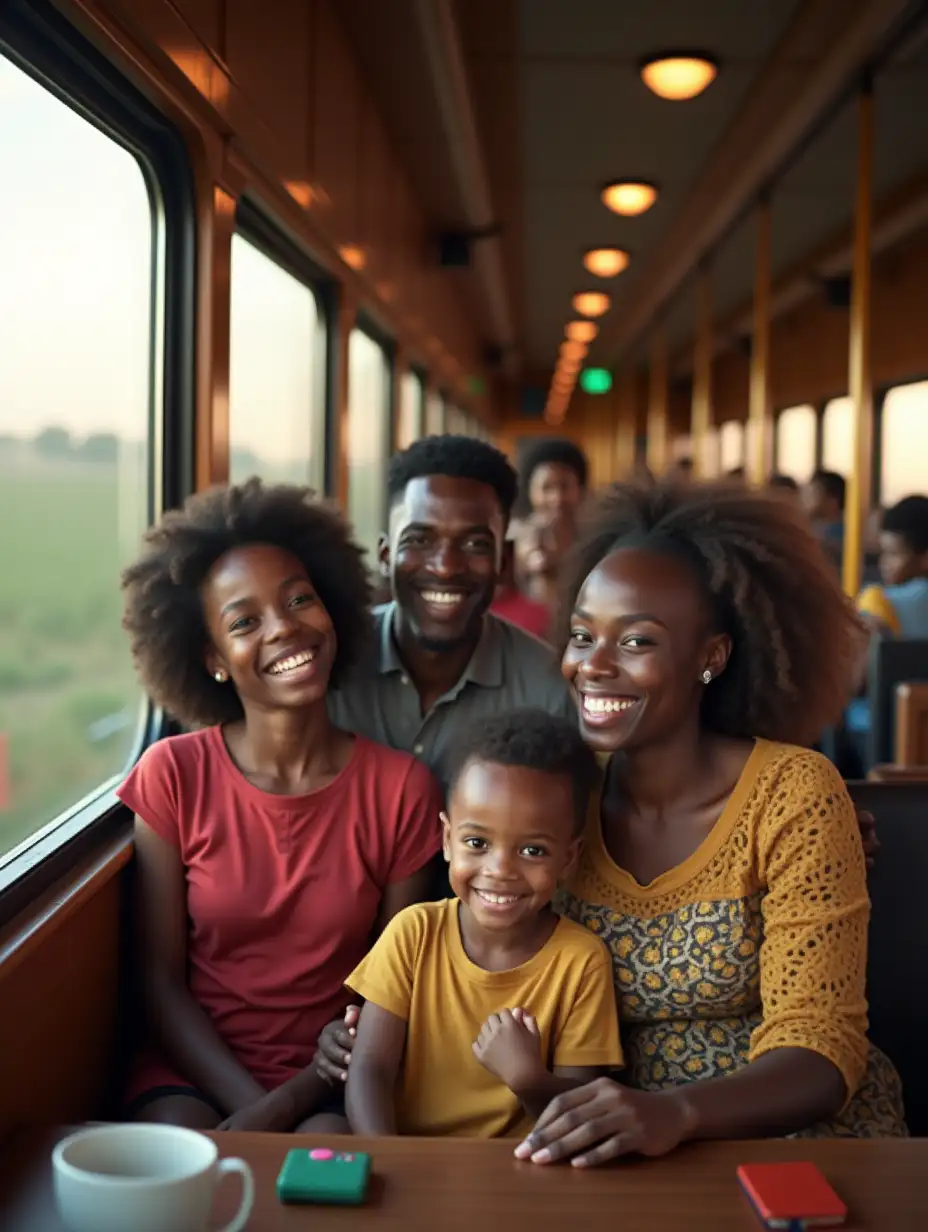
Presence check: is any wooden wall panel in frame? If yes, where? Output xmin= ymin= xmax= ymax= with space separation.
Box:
xmin=225 ymin=0 xmax=312 ymax=186
xmin=173 ymin=0 xmax=223 ymax=53
xmin=0 ymin=873 xmax=123 ymax=1138
xmin=711 ymin=224 xmax=928 ymax=420
xmin=313 ymin=3 xmax=362 ymax=248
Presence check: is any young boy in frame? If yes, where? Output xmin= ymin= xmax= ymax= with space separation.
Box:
xmin=344 ymin=709 xmax=622 ymax=1138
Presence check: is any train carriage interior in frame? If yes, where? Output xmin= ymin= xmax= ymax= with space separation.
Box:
xmin=1 ymin=0 xmax=928 ymax=1213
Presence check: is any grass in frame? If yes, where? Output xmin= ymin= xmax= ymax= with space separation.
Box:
xmin=0 ymin=456 xmax=144 ymax=860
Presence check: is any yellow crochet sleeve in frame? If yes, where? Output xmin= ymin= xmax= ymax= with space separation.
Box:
xmin=749 ymin=749 xmax=869 ymax=1100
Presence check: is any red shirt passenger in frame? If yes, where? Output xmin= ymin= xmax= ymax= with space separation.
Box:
xmin=490 ymin=588 xmax=550 ymax=641
xmin=118 ymin=479 xmax=442 ymax=1136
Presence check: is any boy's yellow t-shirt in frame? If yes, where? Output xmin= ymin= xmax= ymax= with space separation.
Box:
xmin=346 ymin=898 xmax=622 ymax=1139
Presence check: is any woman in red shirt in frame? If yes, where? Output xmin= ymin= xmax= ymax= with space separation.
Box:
xmin=118 ymin=479 xmax=443 ymax=1134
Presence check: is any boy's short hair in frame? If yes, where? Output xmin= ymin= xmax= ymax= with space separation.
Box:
xmin=448 ymin=708 xmax=596 ymax=833
xmin=882 ymin=495 xmax=928 ymax=554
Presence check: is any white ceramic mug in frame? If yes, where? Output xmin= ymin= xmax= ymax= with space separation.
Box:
xmin=51 ymin=1123 xmax=254 ymax=1232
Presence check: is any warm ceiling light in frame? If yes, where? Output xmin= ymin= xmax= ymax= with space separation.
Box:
xmin=601 ymin=181 xmax=658 ymax=216
xmin=560 ymin=340 xmax=588 ymax=361
xmin=572 ymin=291 xmax=611 ymax=318
xmin=640 ymin=53 xmax=718 ymax=101
xmin=583 ymin=247 xmax=629 ymax=278
xmin=339 ymin=244 xmax=367 ymax=271
xmin=566 ymin=320 xmax=598 ymax=343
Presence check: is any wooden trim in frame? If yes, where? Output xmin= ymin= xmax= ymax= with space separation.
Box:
xmin=196 ymin=185 xmax=235 ymax=490
xmin=691 ymin=266 xmax=713 ymax=478
xmin=0 ymin=834 xmax=131 ymax=982
xmin=647 ymin=324 xmax=669 ymax=475
xmin=843 ymin=84 xmax=874 ymax=598
xmin=748 ymin=198 xmax=773 ymax=483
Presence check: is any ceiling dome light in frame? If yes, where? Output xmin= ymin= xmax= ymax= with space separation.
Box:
xmin=559 ymin=339 xmax=589 ymax=361
xmin=601 ymin=181 xmax=658 ymax=216
xmin=640 ymin=53 xmax=718 ymax=101
xmin=566 ymin=320 xmax=598 ymax=343
xmin=572 ymin=291 xmax=611 ymax=318
xmin=583 ymin=247 xmax=629 ymax=278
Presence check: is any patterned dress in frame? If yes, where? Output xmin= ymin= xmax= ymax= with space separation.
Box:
xmin=558 ymin=740 xmax=907 ymax=1137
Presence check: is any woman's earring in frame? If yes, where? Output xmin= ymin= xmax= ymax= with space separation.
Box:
xmin=214 ymin=670 xmax=228 ymax=683
xmin=701 ymin=670 xmax=712 ymax=684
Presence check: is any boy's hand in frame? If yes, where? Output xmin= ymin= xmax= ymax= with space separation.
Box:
xmin=473 ymin=1008 xmax=542 ymax=1090
xmin=314 ymin=1004 xmax=360 ymax=1084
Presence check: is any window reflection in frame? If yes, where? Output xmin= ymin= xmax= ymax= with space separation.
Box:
xmin=821 ymin=396 xmax=853 ymax=479
xmin=776 ymin=404 xmax=817 ymax=482
xmin=398 ymin=370 xmax=424 ymax=449
xmin=881 ymin=381 xmax=928 ymax=505
xmin=0 ymin=53 xmax=152 ymax=860
xmin=347 ymin=330 xmax=390 ymax=560
xmin=229 ymin=234 xmax=324 ymax=490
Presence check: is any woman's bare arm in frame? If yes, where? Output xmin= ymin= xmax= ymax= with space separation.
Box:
xmin=135 ymin=818 xmax=266 ymax=1115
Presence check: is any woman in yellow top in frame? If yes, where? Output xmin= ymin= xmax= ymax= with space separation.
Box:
xmin=515 ymin=478 xmax=906 ymax=1169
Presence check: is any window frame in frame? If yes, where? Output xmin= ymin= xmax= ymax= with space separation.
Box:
xmin=233 ymin=197 xmax=336 ymax=496
xmin=348 ymin=314 xmax=396 ymax=539
xmin=0 ymin=0 xmax=195 ymax=920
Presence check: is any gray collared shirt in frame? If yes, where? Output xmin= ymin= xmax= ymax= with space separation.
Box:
xmin=327 ymin=602 xmax=575 ymax=793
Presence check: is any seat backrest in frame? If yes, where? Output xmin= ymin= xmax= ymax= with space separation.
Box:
xmin=847 ymin=780 xmax=928 ymax=1135
xmin=866 ymin=639 xmax=928 ymax=766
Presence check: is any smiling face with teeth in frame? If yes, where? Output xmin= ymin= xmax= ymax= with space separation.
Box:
xmin=382 ymin=475 xmax=504 ymax=655
xmin=442 ymin=759 xmax=581 ymax=946
xmin=202 ymin=544 xmax=337 ymax=712
xmin=561 ymin=547 xmax=730 ymax=754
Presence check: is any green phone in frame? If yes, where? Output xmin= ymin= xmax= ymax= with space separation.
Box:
xmin=276 ymin=1147 xmax=372 ymax=1206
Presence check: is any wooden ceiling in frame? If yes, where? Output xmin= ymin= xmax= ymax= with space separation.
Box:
xmin=339 ymin=0 xmax=928 ymax=383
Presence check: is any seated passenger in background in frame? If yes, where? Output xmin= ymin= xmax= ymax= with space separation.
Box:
xmin=857 ymin=495 xmax=928 ymax=638
xmin=345 ymin=710 xmax=622 ymax=1138
xmin=803 ymin=469 xmax=846 ymax=571
xmin=327 ymin=434 xmax=574 ymax=796
xmin=513 ymin=438 xmax=589 ymax=610
xmin=768 ymin=473 xmax=799 ymax=501
xmin=118 ymin=479 xmax=443 ymax=1135
xmin=490 ymin=530 xmax=550 ymax=641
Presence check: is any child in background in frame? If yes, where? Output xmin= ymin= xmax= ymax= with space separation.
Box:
xmin=345 ymin=709 xmax=622 ymax=1139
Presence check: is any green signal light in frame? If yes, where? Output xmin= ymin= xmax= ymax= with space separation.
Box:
xmin=580 ymin=368 xmax=612 ymax=395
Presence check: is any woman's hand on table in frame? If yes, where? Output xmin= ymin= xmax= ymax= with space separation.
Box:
xmin=314 ymin=1004 xmax=360 ymax=1083
xmin=514 ymin=1077 xmax=696 ymax=1167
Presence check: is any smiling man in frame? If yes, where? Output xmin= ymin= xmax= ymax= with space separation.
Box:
xmin=327 ymin=436 xmax=574 ymax=792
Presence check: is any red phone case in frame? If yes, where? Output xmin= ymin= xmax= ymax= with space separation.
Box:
xmin=737 ymin=1162 xmax=847 ymax=1229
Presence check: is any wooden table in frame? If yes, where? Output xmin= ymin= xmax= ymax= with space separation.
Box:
xmin=1 ymin=1126 xmax=926 ymax=1230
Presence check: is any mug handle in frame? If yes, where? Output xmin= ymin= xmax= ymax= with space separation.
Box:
xmin=215 ymin=1157 xmax=255 ymax=1232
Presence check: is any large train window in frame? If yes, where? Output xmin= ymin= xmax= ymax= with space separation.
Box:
xmin=821 ymin=396 xmax=853 ymax=478
xmin=397 ymin=370 xmax=425 ymax=449
xmin=347 ymin=328 xmax=391 ymax=558
xmin=0 ymin=51 xmax=154 ymax=864
xmin=719 ymin=421 xmax=744 ymax=472
xmin=775 ymin=404 xmax=817 ymax=481
xmin=425 ymin=390 xmax=445 ymax=435
xmin=229 ymin=234 xmax=325 ymax=490
xmin=881 ymin=380 xmax=928 ymax=506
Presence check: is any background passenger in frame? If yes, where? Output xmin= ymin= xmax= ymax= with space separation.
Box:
xmin=490 ymin=531 xmax=550 ymax=641
xmin=513 ymin=438 xmax=589 ymax=609
xmin=803 ymin=469 xmax=846 ymax=571
xmin=857 ymin=495 xmax=928 ymax=638
xmin=345 ymin=710 xmax=621 ymax=1138
xmin=515 ymin=479 xmax=905 ymax=1168
xmin=119 ymin=479 xmax=443 ymax=1134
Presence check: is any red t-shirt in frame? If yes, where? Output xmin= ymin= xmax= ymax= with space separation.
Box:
xmin=491 ymin=589 xmax=551 ymax=642
xmin=118 ymin=727 xmax=442 ymax=1091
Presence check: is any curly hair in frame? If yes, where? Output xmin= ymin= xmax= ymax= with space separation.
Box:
xmin=448 ymin=707 xmax=597 ymax=831
xmin=387 ymin=435 xmax=518 ymax=522
xmin=556 ymin=480 xmax=865 ymax=747
xmin=882 ymin=495 xmax=928 ymax=553
xmin=121 ymin=479 xmax=373 ymax=728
